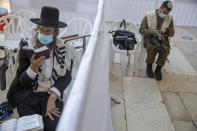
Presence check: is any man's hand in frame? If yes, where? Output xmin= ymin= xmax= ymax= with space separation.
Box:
xmin=30 ymin=54 xmax=45 ymax=73
xmin=45 ymin=92 xmax=60 ymax=120
xmin=168 ymin=27 xmax=175 ymax=37
xmin=155 ymin=30 xmax=162 ymax=37
xmin=155 ymin=30 xmax=165 ymax=40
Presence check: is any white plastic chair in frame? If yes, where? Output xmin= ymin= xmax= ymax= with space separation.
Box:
xmin=109 ymin=20 xmax=140 ymax=73
xmin=0 ymin=15 xmax=22 ymax=43
xmin=12 ymin=9 xmax=36 ymax=19
xmin=18 ymin=18 xmax=37 ymax=38
xmin=59 ymin=18 xmax=92 ymax=55
xmin=12 ymin=9 xmax=37 ymax=38
xmin=59 ymin=18 xmax=92 ymax=98
xmin=59 ymin=18 xmax=92 ymax=37
xmin=0 ymin=15 xmax=22 ymax=75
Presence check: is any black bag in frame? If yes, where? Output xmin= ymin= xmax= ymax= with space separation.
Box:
xmin=0 ymin=101 xmax=13 ymax=121
xmin=0 ymin=48 xmax=9 ymax=91
xmin=110 ymin=20 xmax=137 ymax=53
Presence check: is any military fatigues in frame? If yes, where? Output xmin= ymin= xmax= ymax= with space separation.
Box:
xmin=139 ymin=12 xmax=174 ymax=66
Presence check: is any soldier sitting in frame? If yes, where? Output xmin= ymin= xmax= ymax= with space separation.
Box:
xmin=139 ymin=1 xmax=175 ymax=81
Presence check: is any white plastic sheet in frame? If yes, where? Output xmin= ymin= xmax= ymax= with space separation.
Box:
xmin=56 ymin=0 xmax=113 ymax=130
xmin=9 ymin=0 xmax=99 ymax=25
xmin=105 ymin=0 xmax=197 ymax=27
xmin=9 ymin=0 xmax=197 ymax=27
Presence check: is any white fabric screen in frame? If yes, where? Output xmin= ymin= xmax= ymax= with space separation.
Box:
xmin=56 ymin=0 xmax=113 ymax=130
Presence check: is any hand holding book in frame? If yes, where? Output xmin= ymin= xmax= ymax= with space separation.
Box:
xmin=21 ymin=46 xmax=50 ymax=73
xmin=21 ymin=46 xmax=50 ymax=60
xmin=30 ymin=54 xmax=45 ymax=73
xmin=34 ymin=46 xmax=50 ymax=60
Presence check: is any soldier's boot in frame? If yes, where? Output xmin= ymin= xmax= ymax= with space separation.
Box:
xmin=154 ymin=65 xmax=162 ymax=81
xmin=146 ymin=64 xmax=154 ymax=78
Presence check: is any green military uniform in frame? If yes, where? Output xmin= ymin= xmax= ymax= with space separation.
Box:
xmin=139 ymin=11 xmax=174 ymax=66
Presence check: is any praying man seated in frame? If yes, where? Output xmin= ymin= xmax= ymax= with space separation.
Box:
xmin=7 ymin=6 xmax=77 ymax=131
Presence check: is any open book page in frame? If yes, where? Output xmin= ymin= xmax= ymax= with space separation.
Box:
xmin=22 ymin=45 xmax=48 ymax=52
xmin=22 ymin=46 xmax=34 ymax=50
xmin=16 ymin=114 xmax=43 ymax=131
xmin=34 ymin=46 xmax=48 ymax=53
xmin=0 ymin=118 xmax=18 ymax=131
xmin=34 ymin=46 xmax=50 ymax=59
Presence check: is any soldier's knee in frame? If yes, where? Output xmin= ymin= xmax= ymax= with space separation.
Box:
xmin=146 ymin=43 xmax=155 ymax=52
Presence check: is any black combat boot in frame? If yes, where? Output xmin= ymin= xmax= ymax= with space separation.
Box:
xmin=146 ymin=64 xmax=154 ymax=78
xmin=154 ymin=65 xmax=162 ymax=81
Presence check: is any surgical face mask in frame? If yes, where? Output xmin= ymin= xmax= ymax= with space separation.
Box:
xmin=159 ymin=12 xmax=166 ymax=19
xmin=38 ymin=32 xmax=53 ymax=45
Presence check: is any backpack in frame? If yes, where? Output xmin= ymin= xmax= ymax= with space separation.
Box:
xmin=0 ymin=101 xmax=13 ymax=121
xmin=0 ymin=47 xmax=9 ymax=91
xmin=110 ymin=20 xmax=137 ymax=55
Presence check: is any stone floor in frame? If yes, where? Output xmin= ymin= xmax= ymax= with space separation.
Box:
xmin=110 ymin=26 xmax=197 ymax=131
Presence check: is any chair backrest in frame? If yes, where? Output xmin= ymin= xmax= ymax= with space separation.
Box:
xmin=0 ymin=15 xmax=22 ymax=41
xmin=110 ymin=20 xmax=137 ymax=34
xmin=12 ymin=9 xmax=37 ymax=38
xmin=12 ymin=9 xmax=36 ymax=19
xmin=18 ymin=18 xmax=37 ymax=38
xmin=59 ymin=18 xmax=92 ymax=38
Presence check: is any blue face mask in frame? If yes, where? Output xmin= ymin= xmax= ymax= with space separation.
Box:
xmin=38 ymin=32 xmax=53 ymax=45
xmin=159 ymin=12 xmax=166 ymax=19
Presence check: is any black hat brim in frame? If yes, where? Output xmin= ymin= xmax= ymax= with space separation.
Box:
xmin=30 ymin=18 xmax=67 ymax=28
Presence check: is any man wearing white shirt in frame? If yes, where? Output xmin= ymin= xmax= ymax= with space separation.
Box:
xmin=7 ymin=6 xmax=77 ymax=131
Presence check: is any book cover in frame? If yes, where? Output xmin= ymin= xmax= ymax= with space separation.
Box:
xmin=20 ymin=46 xmax=50 ymax=60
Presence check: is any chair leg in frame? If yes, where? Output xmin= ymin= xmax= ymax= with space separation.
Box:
xmin=112 ymin=50 xmax=115 ymax=63
xmin=114 ymin=53 xmax=121 ymax=64
xmin=82 ymin=37 xmax=86 ymax=54
xmin=128 ymin=54 xmax=131 ymax=64
xmin=138 ymin=45 xmax=146 ymax=70
xmin=133 ymin=52 xmax=137 ymax=73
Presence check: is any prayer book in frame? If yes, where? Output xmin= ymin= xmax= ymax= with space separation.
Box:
xmin=21 ymin=46 xmax=50 ymax=60
xmin=0 ymin=114 xmax=43 ymax=131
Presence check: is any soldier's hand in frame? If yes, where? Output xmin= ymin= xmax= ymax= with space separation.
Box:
xmin=30 ymin=54 xmax=45 ymax=73
xmin=155 ymin=30 xmax=161 ymax=37
xmin=168 ymin=27 xmax=175 ymax=37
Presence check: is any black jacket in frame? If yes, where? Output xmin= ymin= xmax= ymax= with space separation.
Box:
xmin=7 ymin=40 xmax=73 ymax=108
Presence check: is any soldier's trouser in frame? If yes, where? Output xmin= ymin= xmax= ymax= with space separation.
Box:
xmin=145 ymin=42 xmax=170 ymax=66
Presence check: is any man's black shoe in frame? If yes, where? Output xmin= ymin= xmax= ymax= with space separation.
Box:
xmin=146 ymin=64 xmax=154 ymax=78
xmin=154 ymin=65 xmax=162 ymax=81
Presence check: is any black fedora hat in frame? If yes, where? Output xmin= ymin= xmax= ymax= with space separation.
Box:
xmin=30 ymin=6 xmax=67 ymax=28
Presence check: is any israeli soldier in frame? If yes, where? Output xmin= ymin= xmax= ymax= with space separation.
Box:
xmin=139 ymin=1 xmax=175 ymax=81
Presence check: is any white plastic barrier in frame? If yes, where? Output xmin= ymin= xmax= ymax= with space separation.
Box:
xmin=57 ymin=0 xmax=113 ymax=131
xmin=10 ymin=0 xmax=197 ymax=27
xmin=105 ymin=0 xmax=197 ymax=27
xmin=9 ymin=0 xmax=98 ymax=25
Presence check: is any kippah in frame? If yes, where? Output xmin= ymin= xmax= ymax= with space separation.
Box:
xmin=161 ymin=1 xmax=173 ymax=11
